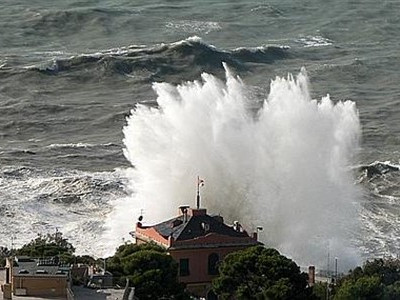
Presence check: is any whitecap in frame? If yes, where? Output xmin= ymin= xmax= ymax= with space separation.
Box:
xmin=296 ymin=35 xmax=333 ymax=47
xmin=165 ymin=20 xmax=221 ymax=34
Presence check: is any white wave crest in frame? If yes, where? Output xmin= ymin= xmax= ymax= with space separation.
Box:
xmin=46 ymin=142 xmax=116 ymax=149
xmin=116 ymin=64 xmax=362 ymax=270
xmin=0 ymin=168 xmax=127 ymax=257
xmin=166 ymin=20 xmax=221 ymax=35
xmin=297 ymin=35 xmax=333 ymax=47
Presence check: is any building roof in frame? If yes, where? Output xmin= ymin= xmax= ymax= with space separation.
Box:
xmin=153 ymin=213 xmax=250 ymax=241
xmin=12 ymin=257 xmax=69 ymax=277
xmin=135 ymin=207 xmax=260 ymax=249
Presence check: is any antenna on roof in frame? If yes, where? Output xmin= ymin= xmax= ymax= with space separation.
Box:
xmin=196 ymin=176 xmax=205 ymax=209
xmin=10 ymin=235 xmax=15 ymax=251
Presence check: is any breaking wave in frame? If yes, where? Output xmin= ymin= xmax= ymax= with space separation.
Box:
xmin=357 ymin=161 xmax=400 ymax=258
xmin=296 ymin=35 xmax=333 ymax=48
xmin=359 ymin=161 xmax=400 ymax=179
xmin=21 ymin=37 xmax=290 ymax=78
xmin=114 ymin=64 xmax=362 ymax=270
xmin=0 ymin=166 xmax=128 ymax=256
xmin=46 ymin=142 xmax=118 ymax=149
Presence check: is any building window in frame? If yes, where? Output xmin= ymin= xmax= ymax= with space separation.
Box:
xmin=179 ymin=258 xmax=190 ymax=276
xmin=208 ymin=253 xmax=219 ymax=275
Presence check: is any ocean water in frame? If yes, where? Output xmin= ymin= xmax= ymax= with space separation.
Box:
xmin=1 ymin=0 xmax=399 ymax=270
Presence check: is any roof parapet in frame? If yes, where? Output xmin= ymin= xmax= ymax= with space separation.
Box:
xmin=188 ymin=208 xmax=207 ymax=216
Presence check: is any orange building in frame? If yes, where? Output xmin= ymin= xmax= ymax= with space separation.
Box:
xmin=134 ymin=205 xmax=261 ymax=299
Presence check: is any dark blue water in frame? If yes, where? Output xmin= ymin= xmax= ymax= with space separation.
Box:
xmin=0 ymin=0 xmax=399 ymax=261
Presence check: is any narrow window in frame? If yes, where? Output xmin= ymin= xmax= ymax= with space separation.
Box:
xmin=179 ymin=258 xmax=190 ymax=276
xmin=208 ymin=253 xmax=219 ymax=275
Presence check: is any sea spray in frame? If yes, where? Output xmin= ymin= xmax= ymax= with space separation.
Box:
xmin=110 ymin=64 xmax=362 ymax=269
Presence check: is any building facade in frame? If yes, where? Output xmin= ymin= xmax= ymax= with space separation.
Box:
xmin=3 ymin=256 xmax=70 ymax=298
xmin=134 ymin=206 xmax=261 ymax=298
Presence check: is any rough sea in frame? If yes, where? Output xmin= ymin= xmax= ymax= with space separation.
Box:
xmin=1 ymin=0 xmax=399 ymax=271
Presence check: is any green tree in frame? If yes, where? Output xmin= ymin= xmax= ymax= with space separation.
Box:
xmin=311 ymin=282 xmax=329 ymax=300
xmin=73 ymin=255 xmax=98 ymax=265
xmin=106 ymin=243 xmax=188 ymax=299
xmin=106 ymin=243 xmax=165 ymax=281
xmin=385 ymin=281 xmax=400 ymax=299
xmin=0 ymin=246 xmax=12 ymax=267
xmin=333 ymin=258 xmax=400 ymax=300
xmin=1 ymin=232 xmax=104 ymax=270
xmin=16 ymin=232 xmax=75 ymax=261
xmin=212 ymin=246 xmax=311 ymax=300
xmin=363 ymin=258 xmax=400 ymax=286
xmin=334 ymin=275 xmax=383 ymax=299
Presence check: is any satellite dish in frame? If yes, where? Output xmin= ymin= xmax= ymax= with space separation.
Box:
xmin=138 ymin=215 xmax=143 ymax=222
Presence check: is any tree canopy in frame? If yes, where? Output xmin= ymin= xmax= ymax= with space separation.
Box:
xmin=212 ymin=245 xmax=311 ymax=300
xmin=333 ymin=258 xmax=400 ymax=300
xmin=0 ymin=231 xmax=77 ymax=266
xmin=16 ymin=232 xmax=75 ymax=262
xmin=0 ymin=246 xmax=11 ymax=267
xmin=106 ymin=243 xmax=188 ymax=299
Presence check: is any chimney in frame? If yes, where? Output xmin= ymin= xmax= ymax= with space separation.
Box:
xmin=188 ymin=208 xmax=207 ymax=216
xmin=179 ymin=205 xmax=190 ymax=222
xmin=233 ymin=221 xmax=242 ymax=232
xmin=308 ymin=265 xmax=316 ymax=286
xmin=168 ymin=235 xmax=174 ymax=246
xmin=253 ymin=226 xmax=263 ymax=241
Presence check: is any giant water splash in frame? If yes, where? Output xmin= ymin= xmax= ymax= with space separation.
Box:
xmin=110 ymin=64 xmax=362 ymax=269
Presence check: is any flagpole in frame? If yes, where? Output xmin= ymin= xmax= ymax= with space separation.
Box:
xmin=196 ymin=176 xmax=200 ymax=209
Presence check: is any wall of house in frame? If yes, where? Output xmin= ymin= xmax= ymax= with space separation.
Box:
xmin=170 ymin=246 xmax=251 ymax=298
xmin=170 ymin=245 xmax=250 ymax=284
xmin=12 ymin=276 xmax=67 ymax=297
xmin=0 ymin=268 xmax=6 ymax=285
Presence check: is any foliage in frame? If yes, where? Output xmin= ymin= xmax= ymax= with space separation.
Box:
xmin=385 ymin=281 xmax=400 ymax=299
xmin=334 ymin=275 xmax=383 ymax=299
xmin=1 ymin=232 xmax=107 ymax=272
xmin=72 ymin=255 xmax=99 ymax=265
xmin=106 ymin=243 xmax=188 ymax=299
xmin=1 ymin=232 xmax=78 ymax=266
xmin=363 ymin=258 xmax=400 ymax=285
xmin=212 ymin=245 xmax=311 ymax=300
xmin=106 ymin=243 xmax=165 ymax=279
xmin=333 ymin=258 xmax=400 ymax=300
xmin=16 ymin=232 xmax=75 ymax=259
xmin=0 ymin=246 xmax=13 ymax=267
xmin=311 ymin=282 xmax=328 ymax=300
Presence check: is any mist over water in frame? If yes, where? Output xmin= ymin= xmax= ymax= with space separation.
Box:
xmin=111 ymin=64 xmax=361 ymax=269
